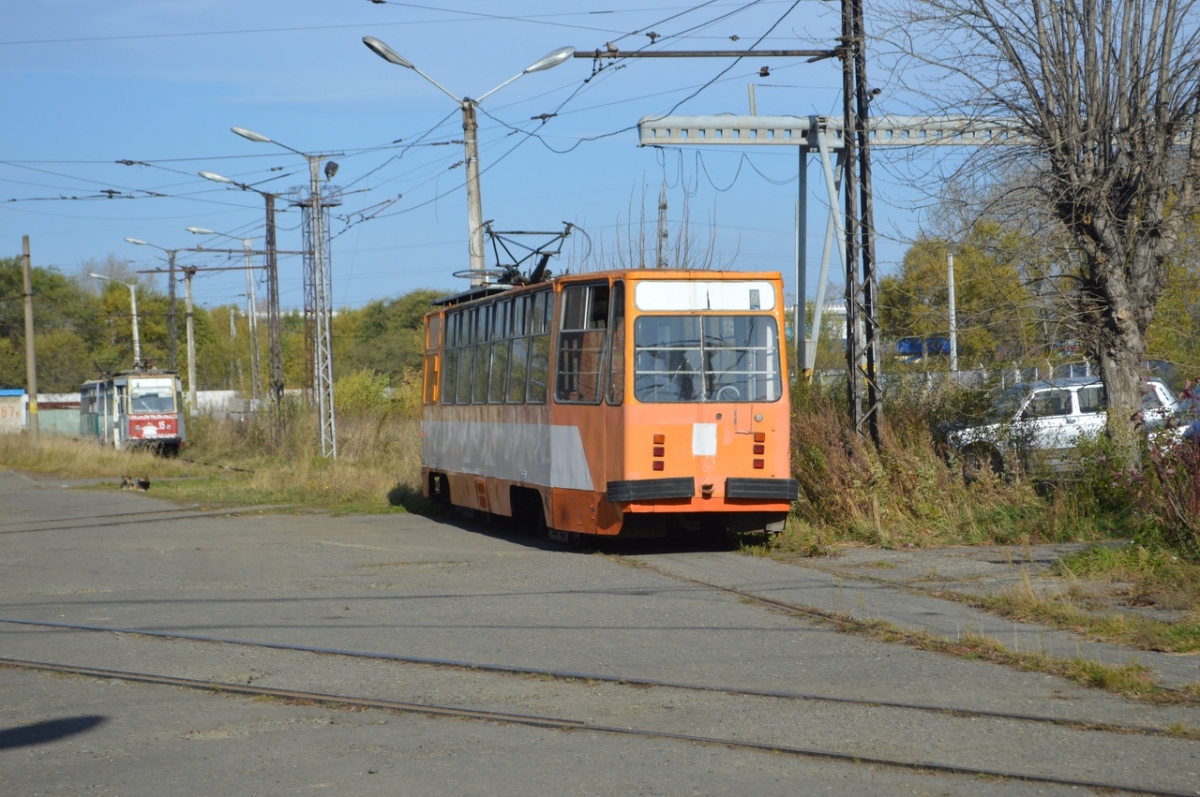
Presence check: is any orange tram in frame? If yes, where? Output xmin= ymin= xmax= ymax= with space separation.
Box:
xmin=419 ymin=268 xmax=797 ymax=542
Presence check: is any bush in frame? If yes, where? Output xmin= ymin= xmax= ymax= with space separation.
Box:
xmin=334 ymin=369 xmax=393 ymax=416
xmin=786 ymin=379 xmax=1042 ymax=550
xmin=1141 ymin=434 xmax=1200 ymax=560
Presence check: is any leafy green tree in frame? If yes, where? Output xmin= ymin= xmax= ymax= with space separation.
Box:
xmin=339 ymin=289 xmax=446 ymax=382
xmin=881 ymin=223 xmax=1040 ymax=368
xmin=0 ymin=256 xmax=112 ymax=389
xmin=29 ymin=330 xmax=93 ymax=392
xmin=189 ymin=305 xmax=228 ymax=391
xmin=0 ymin=337 xmax=21 ymax=388
xmin=1146 ymin=218 xmax=1200 ymax=387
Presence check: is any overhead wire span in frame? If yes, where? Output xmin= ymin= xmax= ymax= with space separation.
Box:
xmin=281 ymin=1 xmax=810 ymax=244
xmin=365 ymin=2 xmax=632 ymax=36
xmin=474 ymin=0 xmax=807 ymax=156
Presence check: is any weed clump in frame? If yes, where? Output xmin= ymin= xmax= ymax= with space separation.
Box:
xmin=781 ymin=377 xmax=1200 ymax=564
xmin=783 ymin=381 xmax=1045 ymax=552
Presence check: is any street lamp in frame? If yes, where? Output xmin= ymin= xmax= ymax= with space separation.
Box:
xmin=90 ymin=272 xmax=141 ymax=367
xmin=226 ymin=130 xmax=338 ymax=458
xmin=362 ymin=36 xmax=574 ymax=284
xmin=198 ymin=171 xmax=285 ymax=425
xmin=124 ymin=237 xmax=179 ymax=370
xmin=187 ymin=226 xmax=263 ymax=408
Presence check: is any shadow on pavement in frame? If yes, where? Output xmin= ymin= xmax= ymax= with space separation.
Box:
xmin=0 ymin=715 xmax=107 ymax=750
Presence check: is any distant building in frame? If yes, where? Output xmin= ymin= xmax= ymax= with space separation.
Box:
xmin=0 ymin=389 xmax=24 ymax=434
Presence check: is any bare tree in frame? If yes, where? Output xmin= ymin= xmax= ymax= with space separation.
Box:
xmin=886 ymin=0 xmax=1200 ymax=466
xmin=586 ymin=183 xmax=731 ymax=272
xmin=78 ymin=255 xmax=146 ymax=292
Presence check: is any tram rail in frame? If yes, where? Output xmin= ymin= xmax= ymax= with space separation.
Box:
xmin=2 ymin=652 xmax=1193 ymax=797
xmin=0 ymin=616 xmax=1186 ymax=738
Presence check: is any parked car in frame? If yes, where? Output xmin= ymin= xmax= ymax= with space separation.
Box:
xmin=947 ymin=376 xmax=1180 ymax=477
xmin=1178 ymin=395 xmax=1200 ymax=443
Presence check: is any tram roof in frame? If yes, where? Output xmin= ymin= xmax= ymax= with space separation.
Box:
xmin=430 ymin=268 xmax=783 ymax=309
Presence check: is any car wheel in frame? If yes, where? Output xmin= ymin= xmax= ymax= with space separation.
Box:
xmin=962 ymin=444 xmax=1004 ymax=482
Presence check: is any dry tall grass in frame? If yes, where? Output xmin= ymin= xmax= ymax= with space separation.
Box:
xmin=0 ymin=432 xmax=197 ymax=481
xmin=783 ymin=384 xmax=1048 ymax=552
xmin=178 ymin=401 xmax=425 ymax=511
xmin=0 ymin=395 xmax=425 ymax=513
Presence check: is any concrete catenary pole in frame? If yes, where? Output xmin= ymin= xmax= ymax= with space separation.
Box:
xmin=948 ymin=252 xmax=958 ymax=372
xmin=167 ymin=249 xmax=177 ymax=371
xmin=22 ymin=236 xmax=38 ymax=442
xmin=185 ymin=267 xmax=197 ymax=413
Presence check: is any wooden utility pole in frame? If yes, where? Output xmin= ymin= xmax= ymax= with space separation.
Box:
xmin=22 ymin=236 xmax=38 ymax=442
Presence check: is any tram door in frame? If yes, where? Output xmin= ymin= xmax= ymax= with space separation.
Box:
xmin=99 ymin=382 xmax=115 ymax=447
xmin=601 ymin=281 xmax=626 ymax=534
xmin=553 ymin=280 xmax=617 ymax=534
xmin=113 ymin=379 xmax=129 ymax=448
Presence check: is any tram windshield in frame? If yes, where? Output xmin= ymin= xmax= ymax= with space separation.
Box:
xmin=633 ymin=315 xmax=781 ymax=403
xmin=129 ymin=378 xmax=176 ymax=413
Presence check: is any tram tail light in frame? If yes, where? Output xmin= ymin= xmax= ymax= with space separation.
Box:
xmin=753 ymin=459 xmax=765 ymax=469
xmin=652 ymin=433 xmax=666 ymax=471
xmin=753 ymin=444 xmax=765 ymax=455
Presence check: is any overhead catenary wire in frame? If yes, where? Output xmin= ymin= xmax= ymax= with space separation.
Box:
xmin=3 ymin=0 xmax=852 ymax=312
xmin=355 ymin=0 xmax=811 ymax=231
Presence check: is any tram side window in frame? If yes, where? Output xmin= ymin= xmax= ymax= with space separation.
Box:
xmin=489 ymin=299 xmax=511 ymax=403
xmin=471 ymin=304 xmax=492 ymax=404
xmin=439 ymin=291 xmax=551 ymax=406
xmin=461 ymin=309 xmax=473 ymax=406
xmin=607 ymin=281 xmax=625 ymax=405
xmin=441 ymin=312 xmax=459 ymax=404
xmin=527 ymin=290 xmax=551 ymax=403
xmin=424 ymin=315 xmax=442 ymax=404
xmin=507 ymin=295 xmax=530 ymax=403
xmin=555 ymin=283 xmax=609 ymax=404
xmin=456 ymin=308 xmax=475 ymax=404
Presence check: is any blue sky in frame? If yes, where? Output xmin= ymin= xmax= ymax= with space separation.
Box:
xmin=1 ymin=0 xmax=943 ymax=313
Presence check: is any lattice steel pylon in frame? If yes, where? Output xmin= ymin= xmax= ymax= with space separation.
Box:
xmin=294 ymin=173 xmax=342 ymax=459
xmin=844 ymin=0 xmax=881 ymax=445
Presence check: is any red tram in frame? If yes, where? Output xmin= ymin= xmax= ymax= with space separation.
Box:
xmin=79 ymin=368 xmax=185 ymax=455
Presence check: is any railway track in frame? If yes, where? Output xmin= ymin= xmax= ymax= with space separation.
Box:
xmin=0 ymin=616 xmax=1182 ymax=736
xmin=2 ymin=652 xmax=1193 ymax=797
xmin=0 ymin=504 xmax=292 ymax=536
xmin=4 ymin=497 xmax=1196 ymax=795
xmin=2 ymin=615 xmax=1196 ymax=796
